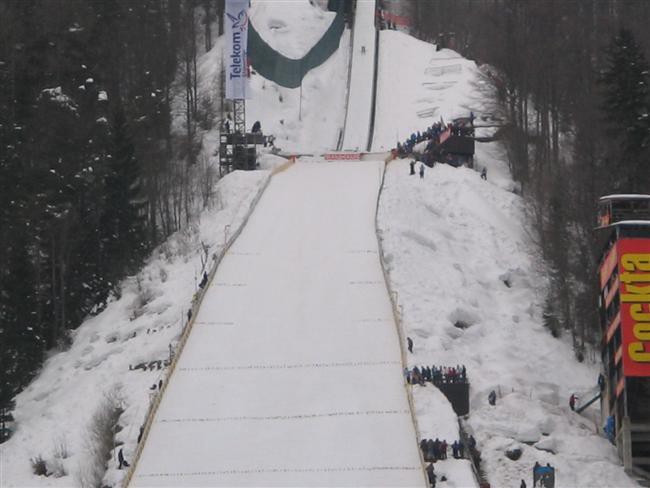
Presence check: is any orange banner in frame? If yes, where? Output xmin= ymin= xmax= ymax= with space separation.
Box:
xmin=600 ymin=244 xmax=618 ymax=289
xmin=618 ymin=238 xmax=650 ymax=377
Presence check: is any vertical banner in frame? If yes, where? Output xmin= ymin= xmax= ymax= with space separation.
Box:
xmin=618 ymin=238 xmax=650 ymax=377
xmin=225 ymin=0 xmax=250 ymax=100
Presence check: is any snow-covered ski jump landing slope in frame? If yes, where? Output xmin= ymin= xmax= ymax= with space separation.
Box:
xmin=131 ymin=160 xmax=424 ymax=487
xmin=341 ymin=0 xmax=377 ymax=152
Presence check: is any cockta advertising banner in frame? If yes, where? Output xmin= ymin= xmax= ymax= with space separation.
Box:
xmin=225 ymin=0 xmax=250 ymax=100
xmin=618 ymin=238 xmax=650 ymax=377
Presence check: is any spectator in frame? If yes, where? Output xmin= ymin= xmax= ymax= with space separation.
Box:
xmin=468 ymin=435 xmax=477 ymax=450
xmin=420 ymin=438 xmax=428 ymax=460
xmin=569 ymin=393 xmax=577 ymax=411
xmin=426 ymin=439 xmax=436 ymax=461
xmin=488 ymin=390 xmax=496 ymax=406
xmin=199 ymin=271 xmax=208 ymax=289
xmin=118 ymin=448 xmax=130 ymax=469
xmin=440 ymin=439 xmax=447 ymax=459
xmin=426 ymin=462 xmax=437 ymax=487
xmin=252 ymin=120 xmax=262 ymax=133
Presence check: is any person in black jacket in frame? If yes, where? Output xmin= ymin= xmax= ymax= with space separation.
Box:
xmin=488 ymin=389 xmax=496 ymax=406
xmin=426 ymin=462 xmax=436 ymax=487
xmin=118 ymin=448 xmax=130 ymax=469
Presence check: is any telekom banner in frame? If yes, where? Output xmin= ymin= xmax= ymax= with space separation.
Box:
xmin=225 ymin=0 xmax=250 ymax=100
xmin=618 ymin=238 xmax=650 ymax=377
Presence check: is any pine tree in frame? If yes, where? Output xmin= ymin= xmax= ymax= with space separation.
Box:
xmin=600 ymin=28 xmax=650 ymax=191
xmin=102 ymin=106 xmax=148 ymax=284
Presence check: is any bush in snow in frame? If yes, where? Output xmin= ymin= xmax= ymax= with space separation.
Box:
xmin=30 ymin=455 xmax=48 ymax=476
xmin=75 ymin=385 xmax=124 ymax=488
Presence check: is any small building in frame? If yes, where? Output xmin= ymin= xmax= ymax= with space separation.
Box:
xmin=596 ymin=194 xmax=650 ymax=482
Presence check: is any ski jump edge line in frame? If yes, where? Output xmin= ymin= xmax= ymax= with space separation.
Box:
xmin=375 ymin=153 xmax=429 ymax=487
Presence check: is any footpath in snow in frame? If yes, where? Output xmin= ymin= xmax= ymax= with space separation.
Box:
xmin=132 ymin=160 xmax=424 ymax=487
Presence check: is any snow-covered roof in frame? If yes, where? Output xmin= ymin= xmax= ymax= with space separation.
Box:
xmin=599 ymin=194 xmax=650 ymax=201
xmin=602 ymin=220 xmax=650 ymax=228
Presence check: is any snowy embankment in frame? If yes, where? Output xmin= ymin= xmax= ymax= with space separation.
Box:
xmin=244 ymin=0 xmax=349 ymax=153
xmin=1 ymin=169 xmax=272 ymax=487
xmin=375 ymin=30 xmax=638 ymax=487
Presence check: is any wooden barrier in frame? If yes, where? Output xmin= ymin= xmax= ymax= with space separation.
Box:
xmin=122 ymin=157 xmax=294 ymax=487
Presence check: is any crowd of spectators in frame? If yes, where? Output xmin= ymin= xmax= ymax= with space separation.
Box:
xmin=404 ymin=364 xmax=468 ymax=386
xmin=395 ymin=114 xmax=475 ymax=166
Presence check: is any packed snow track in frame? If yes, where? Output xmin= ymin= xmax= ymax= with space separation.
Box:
xmin=341 ymin=0 xmax=377 ymax=151
xmin=131 ymin=160 xmax=424 ymax=487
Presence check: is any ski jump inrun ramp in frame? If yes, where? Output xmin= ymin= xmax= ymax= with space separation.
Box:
xmin=131 ymin=160 xmax=424 ymax=487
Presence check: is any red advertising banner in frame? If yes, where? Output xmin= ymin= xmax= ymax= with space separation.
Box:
xmin=323 ymin=153 xmax=362 ymax=161
xmin=618 ymin=238 xmax=650 ymax=377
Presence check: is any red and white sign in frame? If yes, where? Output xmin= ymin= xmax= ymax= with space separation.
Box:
xmin=618 ymin=238 xmax=650 ymax=377
xmin=324 ymin=152 xmax=362 ymax=161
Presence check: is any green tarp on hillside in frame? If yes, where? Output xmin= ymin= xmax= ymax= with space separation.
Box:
xmin=248 ymin=8 xmax=346 ymax=88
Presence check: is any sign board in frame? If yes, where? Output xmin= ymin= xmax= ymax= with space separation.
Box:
xmin=225 ymin=0 xmax=250 ymax=100
xmin=323 ymin=153 xmax=362 ymax=161
xmin=618 ymin=238 xmax=650 ymax=376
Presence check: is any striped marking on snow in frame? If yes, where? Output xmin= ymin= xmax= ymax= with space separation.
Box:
xmin=178 ymin=360 xmax=400 ymax=372
xmin=136 ymin=465 xmax=421 ymax=478
xmin=158 ymin=408 xmax=410 ymax=423
xmin=194 ymin=321 xmax=235 ymax=326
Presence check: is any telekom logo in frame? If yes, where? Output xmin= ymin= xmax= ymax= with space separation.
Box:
xmin=228 ymin=9 xmax=248 ymax=81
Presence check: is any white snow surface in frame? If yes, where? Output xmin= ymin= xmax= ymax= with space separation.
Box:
xmin=132 ymin=160 xmax=424 ymax=487
xmin=341 ymin=0 xmax=377 ymax=152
